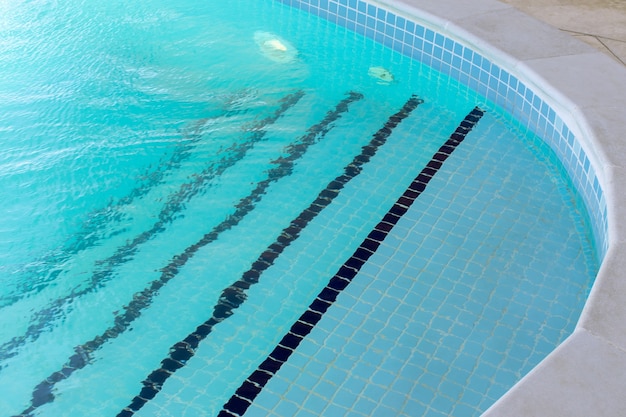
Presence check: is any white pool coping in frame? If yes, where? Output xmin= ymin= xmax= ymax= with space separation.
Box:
xmin=381 ymin=0 xmax=626 ymax=415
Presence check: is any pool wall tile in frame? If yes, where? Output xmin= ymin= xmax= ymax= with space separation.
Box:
xmin=275 ymin=0 xmax=608 ymax=259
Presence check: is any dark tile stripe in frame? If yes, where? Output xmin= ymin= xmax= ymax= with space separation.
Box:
xmin=1 ymin=91 xmax=305 ymax=365
xmin=12 ymin=91 xmax=365 ymax=417
xmin=218 ymin=106 xmax=485 ymax=417
xmin=114 ymin=95 xmax=424 ymax=417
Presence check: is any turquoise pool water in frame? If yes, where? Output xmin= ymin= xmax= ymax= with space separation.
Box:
xmin=0 ymin=0 xmax=598 ymax=416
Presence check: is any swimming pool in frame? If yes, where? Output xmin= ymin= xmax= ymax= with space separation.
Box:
xmin=0 ymin=0 xmax=604 ymax=416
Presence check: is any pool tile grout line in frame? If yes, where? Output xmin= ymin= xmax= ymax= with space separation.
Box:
xmin=114 ymin=94 xmax=424 ymax=417
xmin=12 ymin=91 xmax=364 ymax=417
xmin=1 ymin=90 xmax=306 ymax=364
xmin=218 ymin=106 xmax=485 ymax=417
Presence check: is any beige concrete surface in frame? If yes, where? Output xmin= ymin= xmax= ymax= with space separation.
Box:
xmin=499 ymin=0 xmax=626 ymax=66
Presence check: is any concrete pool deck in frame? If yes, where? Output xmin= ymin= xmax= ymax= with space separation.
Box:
xmin=501 ymin=0 xmax=626 ymax=67
xmin=384 ymin=0 xmax=626 ymax=415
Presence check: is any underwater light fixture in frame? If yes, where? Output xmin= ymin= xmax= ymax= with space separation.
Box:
xmin=254 ymin=31 xmax=298 ymax=63
xmin=368 ymin=66 xmax=394 ymax=84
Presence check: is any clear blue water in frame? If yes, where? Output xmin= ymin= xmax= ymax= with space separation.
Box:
xmin=0 ymin=0 xmax=598 ymax=416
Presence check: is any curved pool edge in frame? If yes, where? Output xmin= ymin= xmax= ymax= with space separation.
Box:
xmin=381 ymin=0 xmax=626 ymax=415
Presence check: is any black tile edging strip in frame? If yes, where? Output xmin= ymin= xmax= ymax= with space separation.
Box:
xmin=1 ymin=90 xmax=305 ymax=364
xmin=12 ymin=91 xmax=363 ymax=417
xmin=113 ymin=95 xmax=424 ymax=417
xmin=218 ymin=106 xmax=485 ymax=417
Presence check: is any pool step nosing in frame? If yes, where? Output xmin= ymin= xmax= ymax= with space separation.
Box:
xmin=13 ymin=90 xmax=366 ymax=417
xmin=2 ymin=90 xmax=308 ymax=368
xmin=108 ymin=94 xmax=423 ymax=417
xmin=217 ymin=106 xmax=485 ymax=417
xmin=3 ymin=91 xmax=300 ymax=322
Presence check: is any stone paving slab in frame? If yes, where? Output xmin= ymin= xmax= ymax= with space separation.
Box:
xmin=499 ymin=0 xmax=626 ymax=65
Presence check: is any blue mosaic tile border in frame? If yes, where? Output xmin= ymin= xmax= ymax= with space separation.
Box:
xmin=276 ymin=0 xmax=609 ymax=258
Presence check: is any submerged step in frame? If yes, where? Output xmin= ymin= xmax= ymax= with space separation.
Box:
xmin=116 ymin=94 xmax=424 ymax=417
